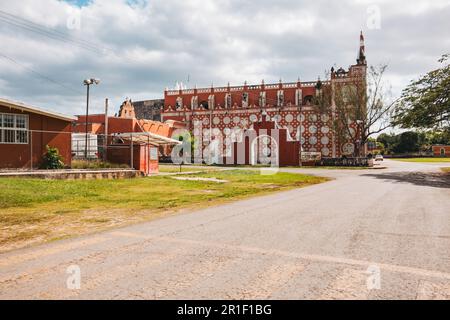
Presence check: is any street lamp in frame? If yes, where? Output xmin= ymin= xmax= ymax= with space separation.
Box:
xmin=83 ymin=78 xmax=100 ymax=159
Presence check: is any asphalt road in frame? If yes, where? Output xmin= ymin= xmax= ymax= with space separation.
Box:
xmin=1 ymin=160 xmax=449 ymax=299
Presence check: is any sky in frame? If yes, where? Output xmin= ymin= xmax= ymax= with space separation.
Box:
xmin=0 ymin=0 xmax=449 ymax=118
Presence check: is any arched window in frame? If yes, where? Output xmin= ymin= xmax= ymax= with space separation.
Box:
xmin=191 ymin=96 xmax=198 ymax=110
xmin=225 ymin=93 xmax=232 ymax=109
xmin=304 ymin=95 xmax=313 ymax=105
xmin=176 ymin=97 xmax=183 ymax=110
xmin=199 ymin=101 xmax=209 ymax=110
xmin=242 ymin=93 xmax=249 ymax=108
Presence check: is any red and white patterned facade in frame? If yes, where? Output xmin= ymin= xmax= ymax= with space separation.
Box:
xmin=162 ymin=33 xmax=367 ymax=160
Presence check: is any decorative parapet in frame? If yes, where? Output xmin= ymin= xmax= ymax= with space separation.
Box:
xmin=165 ymin=81 xmax=330 ymax=96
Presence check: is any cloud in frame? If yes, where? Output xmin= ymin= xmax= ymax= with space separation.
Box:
xmin=0 ymin=0 xmax=448 ymax=116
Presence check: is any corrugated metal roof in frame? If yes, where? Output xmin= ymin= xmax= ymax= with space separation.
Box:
xmin=114 ymin=132 xmax=181 ymax=146
xmin=0 ymin=97 xmax=77 ymax=122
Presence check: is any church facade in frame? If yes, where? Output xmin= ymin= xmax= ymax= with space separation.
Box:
xmin=161 ymin=33 xmax=367 ymax=164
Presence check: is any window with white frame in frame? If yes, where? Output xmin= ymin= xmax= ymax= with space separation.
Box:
xmin=242 ymin=92 xmax=249 ymax=108
xmin=295 ymin=89 xmax=303 ymax=106
xmin=259 ymin=92 xmax=266 ymax=107
xmin=175 ymin=97 xmax=183 ymax=110
xmin=191 ymin=96 xmax=198 ymax=110
xmin=208 ymin=95 xmax=215 ymax=110
xmin=277 ymin=90 xmax=284 ymax=107
xmin=225 ymin=93 xmax=232 ymax=109
xmin=0 ymin=113 xmax=29 ymax=144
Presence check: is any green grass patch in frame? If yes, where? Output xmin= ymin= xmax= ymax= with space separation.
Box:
xmin=197 ymin=164 xmax=371 ymax=170
xmin=288 ymin=166 xmax=370 ymax=170
xmin=158 ymin=164 xmax=219 ymax=173
xmin=71 ymin=159 xmax=130 ymax=169
xmin=0 ymin=170 xmax=327 ymax=252
xmin=391 ymin=158 xmax=450 ymax=163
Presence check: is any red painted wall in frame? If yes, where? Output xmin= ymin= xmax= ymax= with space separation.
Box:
xmin=221 ymin=118 xmax=299 ymax=166
xmin=0 ymin=105 xmax=72 ymax=169
xmin=432 ymin=145 xmax=450 ymax=157
xmin=161 ymin=81 xmax=340 ymax=159
xmin=107 ymin=144 xmax=159 ymax=174
xmin=74 ymin=115 xmax=177 ymax=138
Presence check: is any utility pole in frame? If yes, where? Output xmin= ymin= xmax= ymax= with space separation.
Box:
xmin=84 ymin=83 xmax=90 ymax=159
xmin=83 ymin=78 xmax=100 ymax=159
xmin=130 ymin=133 xmax=134 ymax=169
xmin=104 ymin=98 xmax=109 ymax=162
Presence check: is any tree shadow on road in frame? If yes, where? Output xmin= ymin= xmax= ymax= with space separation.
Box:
xmin=362 ymin=171 xmax=450 ymax=189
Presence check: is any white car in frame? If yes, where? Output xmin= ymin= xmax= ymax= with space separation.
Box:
xmin=375 ymin=154 xmax=384 ymax=161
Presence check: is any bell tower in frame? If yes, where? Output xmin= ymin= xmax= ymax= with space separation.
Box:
xmin=349 ymin=31 xmax=367 ymax=78
xmin=356 ymin=31 xmax=367 ymax=65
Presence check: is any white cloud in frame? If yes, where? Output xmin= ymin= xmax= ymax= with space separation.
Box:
xmin=0 ymin=0 xmax=448 ymax=116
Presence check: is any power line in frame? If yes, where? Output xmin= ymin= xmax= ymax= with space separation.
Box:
xmin=0 ymin=10 xmax=150 ymax=99
xmin=0 ymin=10 xmax=108 ymax=96
xmin=0 ymin=10 xmax=111 ymax=54
xmin=0 ymin=9 xmax=156 ymax=67
xmin=0 ymin=52 xmax=83 ymax=95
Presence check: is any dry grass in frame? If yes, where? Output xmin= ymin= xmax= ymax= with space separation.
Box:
xmin=0 ymin=170 xmax=328 ymax=252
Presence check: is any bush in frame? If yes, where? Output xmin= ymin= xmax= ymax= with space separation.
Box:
xmin=41 ymin=145 xmax=65 ymax=169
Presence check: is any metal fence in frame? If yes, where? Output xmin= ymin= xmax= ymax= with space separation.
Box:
xmin=0 ymin=129 xmax=136 ymax=170
xmin=70 ymin=133 xmax=136 ymax=168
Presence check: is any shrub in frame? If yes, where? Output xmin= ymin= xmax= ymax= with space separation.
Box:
xmin=41 ymin=145 xmax=65 ymax=169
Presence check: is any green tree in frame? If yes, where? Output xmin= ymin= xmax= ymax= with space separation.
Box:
xmin=377 ymin=133 xmax=398 ymax=153
xmin=393 ymin=132 xmax=420 ymax=154
xmin=425 ymin=130 xmax=450 ymax=145
xmin=394 ymin=54 xmax=450 ymax=130
xmin=41 ymin=145 xmax=65 ymax=169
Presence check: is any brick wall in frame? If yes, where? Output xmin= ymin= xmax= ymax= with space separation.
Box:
xmin=0 ymin=105 xmax=72 ymax=169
